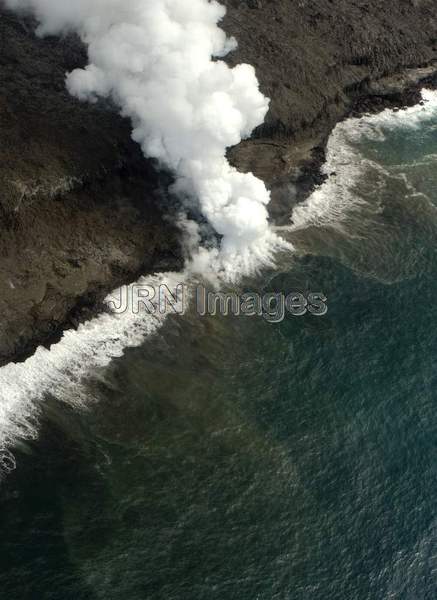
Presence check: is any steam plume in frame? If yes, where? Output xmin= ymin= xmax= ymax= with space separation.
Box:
xmin=5 ymin=0 xmax=284 ymax=278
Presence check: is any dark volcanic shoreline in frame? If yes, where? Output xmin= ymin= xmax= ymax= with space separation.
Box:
xmin=1 ymin=1 xmax=437 ymax=365
xmin=0 ymin=9 xmax=183 ymax=366
xmin=223 ymin=0 xmax=437 ymax=221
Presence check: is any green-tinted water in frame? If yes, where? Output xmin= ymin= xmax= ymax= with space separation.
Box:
xmin=1 ymin=101 xmax=437 ymax=599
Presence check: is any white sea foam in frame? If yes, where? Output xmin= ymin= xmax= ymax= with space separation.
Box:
xmin=0 ymin=272 xmax=187 ymax=474
xmin=291 ymin=89 xmax=437 ymax=230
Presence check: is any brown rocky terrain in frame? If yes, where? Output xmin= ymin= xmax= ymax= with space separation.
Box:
xmin=0 ymin=10 xmax=183 ymax=365
xmin=1 ymin=1 xmax=437 ymax=364
xmin=223 ymin=0 xmax=437 ymax=217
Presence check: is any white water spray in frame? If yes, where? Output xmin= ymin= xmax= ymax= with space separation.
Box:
xmin=0 ymin=272 xmax=186 ymax=473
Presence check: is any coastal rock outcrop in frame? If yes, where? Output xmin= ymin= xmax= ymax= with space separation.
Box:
xmin=222 ymin=0 xmax=437 ymax=215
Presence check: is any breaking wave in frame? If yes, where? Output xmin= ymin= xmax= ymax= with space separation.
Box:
xmin=0 ymin=272 xmax=186 ymax=475
xmin=291 ymin=89 xmax=437 ymax=231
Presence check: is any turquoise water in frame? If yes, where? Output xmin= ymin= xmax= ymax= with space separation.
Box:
xmin=1 ymin=103 xmax=437 ymax=598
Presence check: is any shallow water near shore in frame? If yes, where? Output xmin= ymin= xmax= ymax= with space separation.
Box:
xmin=1 ymin=94 xmax=437 ymax=598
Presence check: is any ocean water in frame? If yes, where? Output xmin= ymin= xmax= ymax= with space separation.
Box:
xmin=1 ymin=93 xmax=437 ymax=599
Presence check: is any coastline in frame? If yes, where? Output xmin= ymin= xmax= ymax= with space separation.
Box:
xmin=7 ymin=69 xmax=436 ymax=368
xmin=229 ymin=63 xmax=437 ymax=226
xmin=1 ymin=3 xmax=437 ymax=366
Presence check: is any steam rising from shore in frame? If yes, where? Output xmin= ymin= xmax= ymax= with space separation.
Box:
xmin=5 ymin=0 xmax=281 ymax=278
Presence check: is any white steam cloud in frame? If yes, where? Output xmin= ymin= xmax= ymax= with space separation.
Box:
xmin=5 ymin=0 xmax=284 ymax=279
